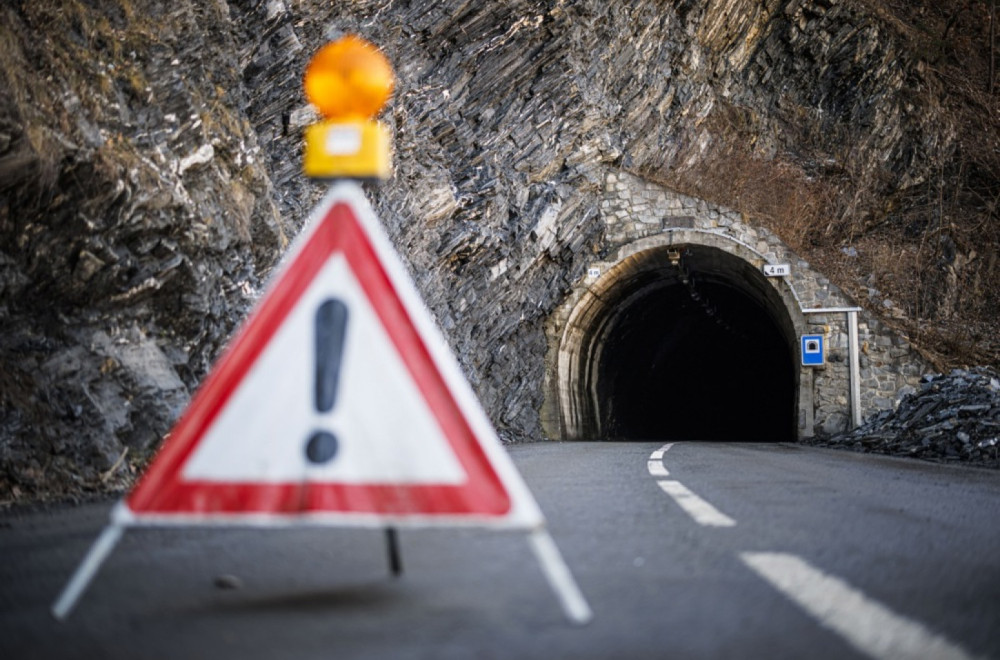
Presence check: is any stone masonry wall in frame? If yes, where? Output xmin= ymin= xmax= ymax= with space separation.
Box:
xmin=551 ymin=170 xmax=931 ymax=437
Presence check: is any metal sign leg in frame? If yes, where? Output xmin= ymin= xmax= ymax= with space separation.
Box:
xmin=527 ymin=528 xmax=593 ymax=626
xmin=51 ymin=524 xmax=124 ymax=621
xmin=385 ymin=527 xmax=403 ymax=577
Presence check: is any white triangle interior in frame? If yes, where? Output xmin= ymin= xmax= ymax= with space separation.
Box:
xmin=181 ymin=254 xmax=468 ymax=485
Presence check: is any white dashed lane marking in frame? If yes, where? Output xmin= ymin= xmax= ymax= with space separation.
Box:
xmin=646 ymin=442 xmax=672 ymax=476
xmin=647 ymin=443 xmax=735 ymax=527
xmin=741 ymin=552 xmax=980 ymax=660
xmin=646 ymin=444 xmax=981 ymax=660
xmin=656 ymin=480 xmax=736 ymax=527
xmin=649 ymin=443 xmax=672 ymax=461
xmin=646 ymin=459 xmax=669 ymax=477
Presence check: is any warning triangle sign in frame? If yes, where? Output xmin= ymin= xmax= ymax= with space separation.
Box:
xmin=123 ymin=183 xmax=543 ymax=528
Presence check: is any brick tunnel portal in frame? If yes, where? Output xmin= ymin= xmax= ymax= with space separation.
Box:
xmin=552 ymin=243 xmax=800 ymax=442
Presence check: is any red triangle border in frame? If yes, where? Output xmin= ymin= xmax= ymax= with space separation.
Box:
xmin=125 ymin=200 xmax=511 ymax=519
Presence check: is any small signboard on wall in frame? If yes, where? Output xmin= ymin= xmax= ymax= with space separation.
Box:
xmin=763 ymin=264 xmax=791 ymax=277
xmin=801 ymin=334 xmax=825 ymax=366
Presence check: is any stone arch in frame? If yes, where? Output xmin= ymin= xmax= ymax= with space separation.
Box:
xmin=547 ymin=230 xmax=809 ymax=441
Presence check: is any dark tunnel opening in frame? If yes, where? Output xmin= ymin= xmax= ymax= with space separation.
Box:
xmin=593 ymin=251 xmax=797 ymax=442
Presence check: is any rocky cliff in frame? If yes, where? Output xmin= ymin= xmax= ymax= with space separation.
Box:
xmin=0 ymin=0 xmax=288 ymax=496
xmin=1 ymin=0 xmax=995 ymax=500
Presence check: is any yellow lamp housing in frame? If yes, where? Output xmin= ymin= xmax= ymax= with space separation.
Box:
xmin=302 ymin=35 xmax=394 ymax=180
xmin=304 ymin=120 xmax=390 ymax=180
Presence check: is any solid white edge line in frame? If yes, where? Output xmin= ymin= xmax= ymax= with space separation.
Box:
xmin=740 ymin=552 xmax=980 ymax=660
xmin=657 ymin=480 xmax=736 ymax=527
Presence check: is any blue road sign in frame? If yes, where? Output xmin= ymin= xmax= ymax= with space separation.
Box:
xmin=801 ymin=334 xmax=825 ymax=366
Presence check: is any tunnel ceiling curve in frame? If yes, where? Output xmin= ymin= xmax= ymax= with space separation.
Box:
xmin=557 ymin=243 xmax=800 ymax=442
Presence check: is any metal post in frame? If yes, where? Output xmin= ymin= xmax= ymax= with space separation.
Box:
xmin=385 ymin=527 xmax=403 ymax=577
xmin=848 ymin=310 xmax=862 ymax=429
xmin=802 ymin=368 xmax=815 ymax=437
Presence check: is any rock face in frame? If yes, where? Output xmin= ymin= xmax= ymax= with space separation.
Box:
xmin=806 ymin=368 xmax=1000 ymax=469
xmin=0 ymin=0 xmax=984 ymax=498
xmin=0 ymin=1 xmax=288 ymax=496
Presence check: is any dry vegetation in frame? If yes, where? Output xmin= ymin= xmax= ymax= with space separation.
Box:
xmin=657 ymin=0 xmax=1000 ymax=371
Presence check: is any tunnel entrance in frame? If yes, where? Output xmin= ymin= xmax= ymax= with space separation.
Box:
xmin=553 ymin=242 xmax=801 ymax=442
xmin=597 ymin=276 xmax=795 ymax=440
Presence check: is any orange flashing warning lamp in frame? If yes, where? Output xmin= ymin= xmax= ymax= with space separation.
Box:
xmin=303 ymin=35 xmax=394 ymax=180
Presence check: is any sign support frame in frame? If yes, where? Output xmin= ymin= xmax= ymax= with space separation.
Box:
xmin=802 ymin=307 xmax=863 ymax=430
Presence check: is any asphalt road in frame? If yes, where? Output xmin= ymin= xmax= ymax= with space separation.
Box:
xmin=2 ymin=442 xmax=999 ymax=659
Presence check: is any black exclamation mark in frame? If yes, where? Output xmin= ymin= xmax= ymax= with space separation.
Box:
xmin=305 ymin=298 xmax=348 ymax=464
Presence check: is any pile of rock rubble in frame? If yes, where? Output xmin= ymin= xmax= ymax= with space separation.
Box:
xmin=808 ymin=368 xmax=1000 ymax=469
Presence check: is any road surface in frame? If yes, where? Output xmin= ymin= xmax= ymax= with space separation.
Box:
xmin=2 ymin=442 xmax=998 ymax=659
